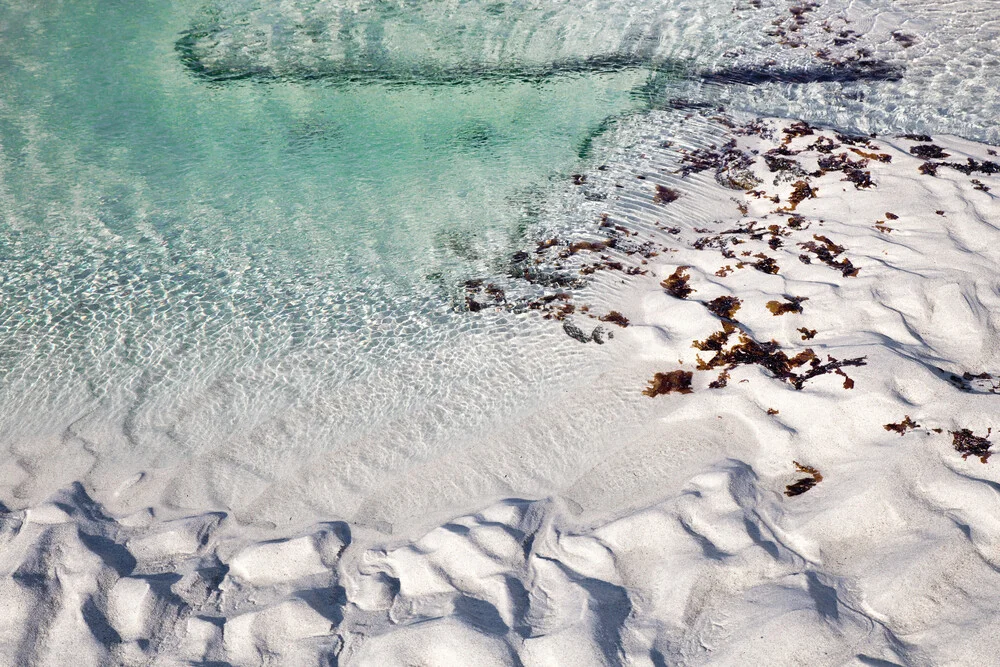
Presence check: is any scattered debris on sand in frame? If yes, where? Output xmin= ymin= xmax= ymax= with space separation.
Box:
xmin=643 ymin=370 xmax=694 ymax=396
xmin=786 ymin=461 xmax=823 ymax=496
xmin=767 ymin=295 xmax=809 ymax=315
xmin=952 ymin=428 xmax=993 ymax=463
xmin=663 ymin=266 xmax=695 ymax=299
xmin=884 ymin=415 xmax=920 ymax=435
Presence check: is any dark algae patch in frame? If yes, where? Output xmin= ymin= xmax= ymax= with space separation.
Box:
xmin=599 ymin=311 xmax=630 ymax=327
xmin=785 ymin=180 xmax=817 ymax=210
xmin=948 ymin=371 xmax=1000 ymax=394
xmin=653 ymin=185 xmax=681 ymax=204
xmin=799 ymin=235 xmax=859 ymax=277
xmin=663 ymin=266 xmax=695 ymax=299
xmin=884 ymin=415 xmax=920 ymax=435
xmin=797 ymin=327 xmax=817 ymax=340
xmin=785 ymin=462 xmax=823 ymax=497
xmin=643 ymin=370 xmax=694 ymax=397
xmin=909 ymin=144 xmax=950 ymax=160
xmin=766 ymin=295 xmax=809 ymax=315
xmin=694 ymin=327 xmax=866 ymax=391
xmin=706 ymin=295 xmax=742 ymax=320
xmin=952 ymin=428 xmax=992 ymax=463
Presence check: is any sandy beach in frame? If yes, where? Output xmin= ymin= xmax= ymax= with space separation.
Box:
xmin=1 ymin=0 xmax=999 ymax=664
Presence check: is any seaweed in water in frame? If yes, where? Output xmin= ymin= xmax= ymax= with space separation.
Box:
xmin=643 ymin=370 xmax=694 ymax=396
xmin=663 ymin=266 xmax=695 ymax=299
xmin=797 ymin=327 xmax=818 ymax=340
xmin=884 ymin=415 xmax=920 ymax=435
xmin=785 ymin=461 xmax=823 ymax=497
xmin=706 ymin=295 xmax=742 ymax=320
xmin=766 ymin=295 xmax=809 ymax=315
xmin=654 ymin=185 xmax=681 ymax=204
xmin=952 ymin=428 xmax=992 ymax=463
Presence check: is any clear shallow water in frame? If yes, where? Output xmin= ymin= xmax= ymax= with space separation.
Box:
xmin=0 ymin=0 xmax=997 ymax=517
xmin=0 ymin=0 xmax=650 ymax=495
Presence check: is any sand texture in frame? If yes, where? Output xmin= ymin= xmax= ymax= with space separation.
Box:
xmin=3 ymin=113 xmax=999 ymax=665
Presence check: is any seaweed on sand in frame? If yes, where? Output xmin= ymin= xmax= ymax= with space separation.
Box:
xmin=785 ymin=461 xmax=823 ymax=496
xmin=643 ymin=370 xmax=694 ymax=396
xmin=952 ymin=428 xmax=992 ymax=463
xmin=653 ymin=185 xmax=681 ymax=204
xmin=663 ymin=266 xmax=695 ymax=299
xmin=706 ymin=296 xmax=742 ymax=320
xmin=695 ymin=328 xmax=866 ymax=390
xmin=784 ymin=180 xmax=817 ymax=210
xmin=766 ymin=295 xmax=809 ymax=315
xmin=599 ymin=311 xmax=630 ymax=327
xmin=752 ymin=256 xmax=780 ymax=274
xmin=798 ymin=235 xmax=859 ymax=277
xmin=884 ymin=416 xmax=920 ymax=435
xmin=910 ymin=144 xmax=950 ymax=160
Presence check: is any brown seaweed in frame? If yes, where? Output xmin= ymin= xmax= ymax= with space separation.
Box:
xmin=785 ymin=180 xmax=817 ymax=210
xmin=884 ymin=415 xmax=920 ymax=435
xmin=706 ymin=295 xmax=743 ymax=320
xmin=952 ymin=428 xmax=992 ymax=463
xmin=785 ymin=461 xmax=823 ymax=496
xmin=798 ymin=234 xmax=859 ymax=277
xmin=695 ymin=328 xmax=865 ymax=390
xmin=752 ymin=256 xmax=780 ymax=274
xmin=599 ymin=311 xmax=630 ymax=328
xmin=910 ymin=144 xmax=950 ymax=160
xmin=654 ymin=185 xmax=681 ymax=204
xmin=663 ymin=266 xmax=695 ymax=299
xmin=643 ymin=370 xmax=694 ymax=396
xmin=766 ymin=295 xmax=809 ymax=315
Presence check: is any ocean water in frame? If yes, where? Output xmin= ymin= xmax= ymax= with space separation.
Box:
xmin=1 ymin=0 xmax=997 ymax=522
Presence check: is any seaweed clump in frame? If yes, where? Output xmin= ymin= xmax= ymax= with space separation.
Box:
xmin=706 ymin=295 xmax=742 ymax=320
xmin=643 ymin=370 xmax=694 ymax=396
xmin=947 ymin=371 xmax=1000 ymax=394
xmin=654 ymin=185 xmax=681 ymax=204
xmin=798 ymin=234 xmax=859 ymax=277
xmin=785 ymin=461 xmax=823 ymax=497
xmin=910 ymin=144 xmax=950 ymax=160
xmin=663 ymin=266 xmax=695 ymax=299
xmin=766 ymin=295 xmax=809 ymax=315
xmin=695 ymin=328 xmax=866 ymax=390
xmin=785 ymin=180 xmax=817 ymax=210
xmin=599 ymin=311 xmax=630 ymax=328
xmin=884 ymin=415 xmax=920 ymax=435
xmin=952 ymin=428 xmax=992 ymax=463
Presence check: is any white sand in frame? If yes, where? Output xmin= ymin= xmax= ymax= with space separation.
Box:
xmin=3 ymin=111 xmax=999 ymax=665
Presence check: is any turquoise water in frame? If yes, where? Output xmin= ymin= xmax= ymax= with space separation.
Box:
xmin=0 ymin=0 xmax=654 ymax=473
